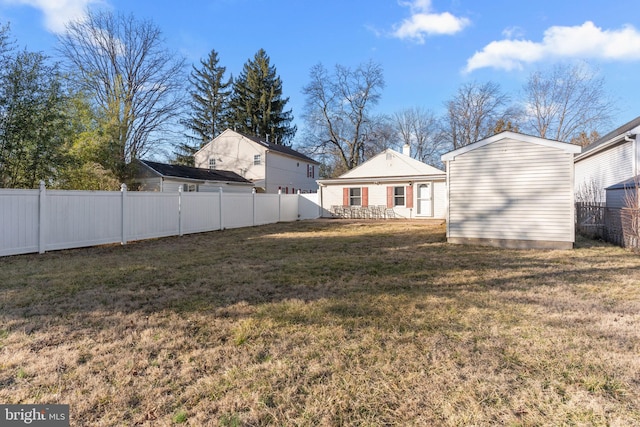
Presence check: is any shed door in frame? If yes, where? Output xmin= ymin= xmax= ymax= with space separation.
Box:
xmin=417 ymin=183 xmax=433 ymax=216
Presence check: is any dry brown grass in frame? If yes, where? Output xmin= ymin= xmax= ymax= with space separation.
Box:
xmin=1 ymin=219 xmax=639 ymax=426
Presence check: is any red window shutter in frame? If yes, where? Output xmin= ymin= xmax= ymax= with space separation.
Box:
xmin=343 ymin=188 xmax=349 ymax=206
xmin=387 ymin=187 xmax=393 ymax=208
xmin=362 ymin=187 xmax=369 ymax=207
xmin=406 ymin=185 xmax=413 ymax=208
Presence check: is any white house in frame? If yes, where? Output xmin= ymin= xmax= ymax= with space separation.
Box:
xmin=317 ymin=146 xmax=446 ymax=219
xmin=194 ymin=129 xmax=320 ymax=194
xmin=574 ymin=116 xmax=640 ymax=203
xmin=441 ymin=131 xmax=581 ymax=249
xmin=135 ymin=159 xmax=254 ymax=193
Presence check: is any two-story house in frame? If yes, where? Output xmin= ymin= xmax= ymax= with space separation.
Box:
xmin=194 ymin=129 xmax=320 ymax=194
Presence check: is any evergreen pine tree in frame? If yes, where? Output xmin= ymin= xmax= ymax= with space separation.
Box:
xmin=229 ymin=49 xmax=296 ymax=145
xmin=185 ymin=49 xmax=232 ymax=146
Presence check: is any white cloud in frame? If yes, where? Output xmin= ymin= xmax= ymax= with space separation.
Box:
xmin=1 ymin=0 xmax=104 ymax=33
xmin=392 ymin=0 xmax=470 ymax=43
xmin=466 ymin=21 xmax=640 ymax=73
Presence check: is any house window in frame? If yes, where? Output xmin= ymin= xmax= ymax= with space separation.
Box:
xmin=209 ymin=158 xmax=216 ymax=170
xmin=307 ymin=164 xmax=315 ymax=178
xmin=349 ymin=188 xmax=361 ymax=206
xmin=254 ymin=154 xmax=261 ymax=165
xmin=394 ymin=186 xmax=405 ymax=206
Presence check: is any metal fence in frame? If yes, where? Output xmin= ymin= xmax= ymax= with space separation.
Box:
xmin=0 ymin=183 xmax=320 ymax=257
xmin=576 ymin=203 xmax=640 ymax=249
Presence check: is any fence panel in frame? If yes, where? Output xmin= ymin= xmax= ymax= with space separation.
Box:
xmin=299 ymin=193 xmax=320 ymax=220
xmin=254 ymin=194 xmax=279 ymax=225
xmin=280 ymin=194 xmax=299 ymax=222
xmin=0 ymin=189 xmax=39 ymax=256
xmin=180 ymin=192 xmax=221 ymax=234
xmin=576 ymin=203 xmax=640 ymax=249
xmin=1 ymin=186 xmax=321 ymax=257
xmin=222 ymin=192 xmax=254 ymax=229
xmin=46 ymin=190 xmax=122 ymax=251
xmin=125 ymin=192 xmax=180 ymax=241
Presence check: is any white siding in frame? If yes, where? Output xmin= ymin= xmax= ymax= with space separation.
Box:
xmin=447 ymin=138 xmax=575 ymax=244
xmin=194 ymin=131 xmax=266 ymax=183
xmin=265 ymin=153 xmax=318 ymax=194
xmin=433 ymin=181 xmax=447 ymax=219
xmin=575 ymin=141 xmax=635 ymax=202
xmin=319 ymin=180 xmax=446 ymax=219
xmin=195 ymin=130 xmax=318 ymax=194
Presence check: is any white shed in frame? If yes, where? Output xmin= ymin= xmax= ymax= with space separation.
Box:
xmin=441 ymin=131 xmax=581 ymax=249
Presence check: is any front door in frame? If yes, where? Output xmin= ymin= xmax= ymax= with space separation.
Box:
xmin=417 ymin=183 xmax=433 ymax=217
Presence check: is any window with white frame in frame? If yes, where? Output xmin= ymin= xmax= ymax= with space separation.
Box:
xmin=349 ymin=187 xmax=361 ymax=206
xmin=393 ymin=186 xmax=405 ymax=206
xmin=307 ymin=164 xmax=315 ymax=178
xmin=254 ymin=154 xmax=261 ymax=165
xmin=208 ymin=158 xmax=216 ymax=170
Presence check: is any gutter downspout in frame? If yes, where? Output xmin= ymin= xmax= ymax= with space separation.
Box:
xmin=625 ymin=133 xmax=638 ymax=177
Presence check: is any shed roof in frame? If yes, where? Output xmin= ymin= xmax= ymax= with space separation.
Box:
xmin=606 ymin=175 xmax=640 ymax=190
xmin=137 ymin=159 xmax=252 ymax=184
xmin=441 ymin=131 xmax=581 ymax=161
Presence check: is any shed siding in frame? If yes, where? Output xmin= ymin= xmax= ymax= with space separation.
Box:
xmin=575 ymin=141 xmax=634 ymax=202
xmin=448 ymin=139 xmax=574 ymax=243
xmin=606 ymin=189 xmax=628 ymax=208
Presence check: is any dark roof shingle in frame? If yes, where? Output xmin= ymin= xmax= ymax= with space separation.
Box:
xmin=582 ymin=116 xmax=640 ymax=154
xmin=137 ymin=159 xmax=252 ymax=184
xmin=239 ymin=132 xmax=319 ymax=164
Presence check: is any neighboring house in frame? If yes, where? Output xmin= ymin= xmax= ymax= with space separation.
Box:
xmin=317 ymin=145 xmax=446 ymax=219
xmin=194 ymin=129 xmax=320 ymax=194
xmin=135 ymin=159 xmax=254 ymax=193
xmin=441 ymin=131 xmax=581 ymax=249
xmin=574 ymin=116 xmax=640 ymax=203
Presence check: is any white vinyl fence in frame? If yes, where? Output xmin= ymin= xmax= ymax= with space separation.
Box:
xmin=0 ymin=183 xmax=320 ymax=257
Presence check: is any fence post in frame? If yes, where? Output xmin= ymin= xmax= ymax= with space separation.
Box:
xmin=38 ymin=180 xmax=46 ymax=254
xmin=252 ymin=188 xmax=256 ymax=226
xmin=278 ymin=188 xmax=282 ymax=222
xmin=219 ymin=187 xmax=224 ymax=230
xmin=121 ymin=183 xmax=127 ymax=245
xmin=178 ymin=186 xmax=183 ymax=237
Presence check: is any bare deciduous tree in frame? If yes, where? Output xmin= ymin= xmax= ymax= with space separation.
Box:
xmin=522 ymin=63 xmax=615 ymax=142
xmin=394 ymin=107 xmax=446 ymax=167
xmin=58 ymin=10 xmax=185 ymax=182
xmin=443 ymin=81 xmax=517 ymax=149
xmin=301 ymin=60 xmax=385 ymax=176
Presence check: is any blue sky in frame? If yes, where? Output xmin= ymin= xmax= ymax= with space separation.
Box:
xmin=1 ymin=0 xmax=639 ymax=147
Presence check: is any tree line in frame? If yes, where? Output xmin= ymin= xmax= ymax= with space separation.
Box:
xmin=301 ymin=61 xmax=615 ymax=177
xmin=0 ymin=9 xmax=615 ymax=188
xmin=0 ymin=10 xmax=295 ymax=189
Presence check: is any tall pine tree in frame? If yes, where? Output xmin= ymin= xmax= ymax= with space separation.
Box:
xmin=186 ymin=49 xmax=232 ymax=146
xmin=229 ymin=49 xmax=296 ymax=145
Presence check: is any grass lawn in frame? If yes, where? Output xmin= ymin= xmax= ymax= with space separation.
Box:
xmin=1 ymin=219 xmax=639 ymax=426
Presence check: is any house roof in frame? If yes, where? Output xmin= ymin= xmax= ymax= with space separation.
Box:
xmin=227 ymin=130 xmax=320 ymax=164
xmin=137 ymin=159 xmax=252 ymax=184
xmin=318 ymin=148 xmax=444 ymax=185
xmin=441 ymin=131 xmax=581 ymax=161
xmin=576 ymin=116 xmax=640 ymax=160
